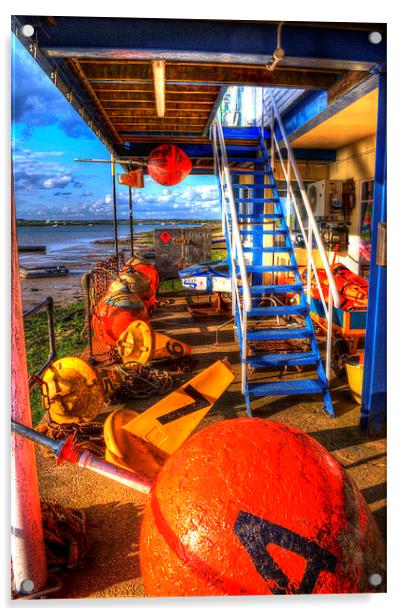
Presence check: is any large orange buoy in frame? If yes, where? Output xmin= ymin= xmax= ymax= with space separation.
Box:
xmin=92 ymin=295 xmax=149 ymax=347
xmin=147 ymin=144 xmax=192 ymax=186
xmin=140 ymin=418 xmax=385 ymax=596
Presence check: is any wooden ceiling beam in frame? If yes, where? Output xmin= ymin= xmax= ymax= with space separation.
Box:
xmin=97 ymin=91 xmax=217 ymax=102
xmin=79 ymin=61 xmax=339 ymax=89
xmin=103 ymin=103 xmax=214 ymax=111
xmin=109 ymin=110 xmax=210 ymax=119
xmin=92 ymin=84 xmax=220 ymax=94
xmin=66 ymin=58 xmax=124 ymax=144
xmin=327 ymin=70 xmax=371 ymax=104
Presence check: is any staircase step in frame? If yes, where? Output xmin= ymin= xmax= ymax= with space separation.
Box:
xmin=246 ymin=265 xmax=297 ymax=273
xmin=229 ymin=170 xmax=268 ymax=175
xmin=232 ymin=183 xmax=276 ymax=189
xmin=233 ymin=198 xmax=279 ymax=203
xmin=248 ymin=351 xmax=320 ymax=368
xmin=249 ymin=379 xmax=326 ymax=397
xmin=238 ymin=214 xmax=283 ymax=220
xmin=227 ymin=157 xmax=264 ymax=162
xmin=248 ymin=305 xmax=307 ymax=317
xmin=247 ymin=327 xmax=313 ymax=341
xmin=240 ymin=230 xmax=287 ymax=236
xmin=243 ymin=246 xmax=291 ymax=253
xmin=249 ymin=283 xmax=302 ymax=294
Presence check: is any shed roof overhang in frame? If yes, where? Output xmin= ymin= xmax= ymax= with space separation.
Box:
xmin=12 ymin=17 xmax=386 ymax=173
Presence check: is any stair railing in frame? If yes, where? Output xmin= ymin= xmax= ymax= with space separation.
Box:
xmin=212 ymin=118 xmax=252 ymax=393
xmin=264 ymin=90 xmax=341 ymax=380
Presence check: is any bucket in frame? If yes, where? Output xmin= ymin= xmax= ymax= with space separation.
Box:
xmin=345 ymin=353 xmax=364 ymax=404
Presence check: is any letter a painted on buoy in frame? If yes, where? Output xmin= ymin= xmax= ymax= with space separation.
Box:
xmin=123 ymin=360 xmax=234 ymax=454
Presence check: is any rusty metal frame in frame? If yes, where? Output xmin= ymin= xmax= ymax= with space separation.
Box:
xmin=23 ymin=296 xmax=57 ymax=385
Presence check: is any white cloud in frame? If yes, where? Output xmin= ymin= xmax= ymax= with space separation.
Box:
xmin=42 ymin=175 xmax=71 ymax=189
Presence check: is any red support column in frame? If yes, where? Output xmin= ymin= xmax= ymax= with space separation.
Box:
xmin=11 ymin=172 xmax=48 ymax=594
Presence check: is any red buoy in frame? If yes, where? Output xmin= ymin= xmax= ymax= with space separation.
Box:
xmin=92 ymin=296 xmax=149 ymax=347
xmin=140 ymin=418 xmax=385 ymax=596
xmin=147 ymin=144 xmax=192 ymax=186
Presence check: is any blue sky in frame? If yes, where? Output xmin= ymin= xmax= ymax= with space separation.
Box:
xmin=11 ymin=35 xmax=220 ymax=221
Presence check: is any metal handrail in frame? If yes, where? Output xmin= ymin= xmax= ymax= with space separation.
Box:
xmin=212 ymin=118 xmax=251 ymax=392
xmin=268 ymin=90 xmax=341 ymax=310
xmin=266 ymin=90 xmax=340 ymax=379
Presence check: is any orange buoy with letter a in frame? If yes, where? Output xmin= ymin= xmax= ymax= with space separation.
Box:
xmin=140 ymin=418 xmax=385 ymax=596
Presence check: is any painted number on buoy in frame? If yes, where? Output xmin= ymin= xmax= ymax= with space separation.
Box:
xmin=234 ymin=511 xmax=337 ymax=594
xmin=156 ymin=384 xmax=210 ymax=425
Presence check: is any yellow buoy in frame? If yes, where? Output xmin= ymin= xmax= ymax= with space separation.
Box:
xmin=104 ymin=408 xmax=168 ymax=480
xmin=41 ymin=357 xmax=104 ymax=424
xmin=122 ymin=359 xmax=235 ymax=455
xmin=116 ymin=320 xmax=191 ymax=365
xmin=345 ymin=353 xmax=364 ymax=404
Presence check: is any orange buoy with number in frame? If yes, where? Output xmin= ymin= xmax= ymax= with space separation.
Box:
xmin=140 ymin=418 xmax=385 ymax=596
xmin=117 ymin=320 xmax=191 ymax=365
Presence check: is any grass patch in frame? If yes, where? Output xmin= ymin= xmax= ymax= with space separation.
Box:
xmin=24 ymin=299 xmax=86 ymax=425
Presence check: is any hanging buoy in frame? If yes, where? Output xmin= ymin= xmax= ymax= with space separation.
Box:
xmin=140 ymin=418 xmax=385 ymax=596
xmin=147 ymin=144 xmax=192 ymax=186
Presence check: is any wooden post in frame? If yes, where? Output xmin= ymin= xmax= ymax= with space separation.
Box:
xmin=11 ymin=170 xmax=48 ymax=594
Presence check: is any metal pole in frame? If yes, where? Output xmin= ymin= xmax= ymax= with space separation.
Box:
xmin=111 ymin=153 xmax=119 ymax=262
xmin=11 ymin=169 xmax=48 ymax=595
xmin=11 ymin=420 xmax=152 ymax=496
xmin=129 ymin=186 xmax=134 ymax=258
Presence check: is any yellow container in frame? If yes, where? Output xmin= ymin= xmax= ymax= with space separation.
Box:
xmin=345 ymin=353 xmax=364 ymax=404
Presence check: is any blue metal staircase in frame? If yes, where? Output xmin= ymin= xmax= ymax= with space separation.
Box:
xmin=217 ymin=128 xmax=334 ymax=418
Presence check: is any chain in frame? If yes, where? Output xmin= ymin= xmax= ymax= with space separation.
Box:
xmin=103 ymin=362 xmax=174 ymax=401
xmin=36 ymin=421 xmax=106 ymax=458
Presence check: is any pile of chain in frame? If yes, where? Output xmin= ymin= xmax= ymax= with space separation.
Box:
xmin=36 ymin=421 xmax=106 ymax=458
xmin=41 ymin=499 xmax=92 ymax=571
xmin=103 ymin=361 xmax=174 ymax=402
xmin=89 ymin=253 xmax=125 ymax=311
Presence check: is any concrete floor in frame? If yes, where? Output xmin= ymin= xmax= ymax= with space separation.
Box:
xmin=37 ymin=292 xmax=386 ymax=599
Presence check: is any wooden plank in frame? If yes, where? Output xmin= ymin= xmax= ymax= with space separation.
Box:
xmin=92 ymin=83 xmax=219 ymax=94
xmin=97 ymin=90 xmax=217 ymax=102
xmin=115 ymin=122 xmax=206 ymax=130
xmin=327 ymin=70 xmax=370 ymax=104
xmin=80 ymin=61 xmax=338 ymax=89
xmin=66 ymin=58 xmax=123 ymax=144
xmin=109 ymin=110 xmax=210 ymax=119
xmin=103 ymin=102 xmax=214 ymax=112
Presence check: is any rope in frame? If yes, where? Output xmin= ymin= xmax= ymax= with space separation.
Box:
xmin=40 ymin=499 xmax=92 ymax=571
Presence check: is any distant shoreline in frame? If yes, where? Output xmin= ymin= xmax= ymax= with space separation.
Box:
xmin=17 ymin=219 xmax=221 ymax=227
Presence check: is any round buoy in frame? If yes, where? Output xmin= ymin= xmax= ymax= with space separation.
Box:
xmin=140 ymin=418 xmax=385 ymax=596
xmin=147 ymin=144 xmax=192 ymax=186
xmin=41 ymin=357 xmax=104 ymax=424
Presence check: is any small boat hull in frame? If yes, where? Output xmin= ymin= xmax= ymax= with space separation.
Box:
xmin=20 ymin=266 xmax=69 ymax=278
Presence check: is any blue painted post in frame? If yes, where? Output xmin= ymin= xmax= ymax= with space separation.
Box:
xmin=360 ymin=71 xmax=387 ymax=435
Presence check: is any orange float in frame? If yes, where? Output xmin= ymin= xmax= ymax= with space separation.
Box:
xmin=140 ymin=418 xmax=385 ymax=596
xmin=309 ymin=263 xmax=368 ymax=310
xmin=92 ymin=295 xmax=149 ymax=347
xmin=147 ymin=144 xmax=192 ymax=186
xmin=122 ymin=258 xmax=160 ymax=314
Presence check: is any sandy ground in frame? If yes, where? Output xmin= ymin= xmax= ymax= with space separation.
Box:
xmin=31 ymin=291 xmax=386 ymax=600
